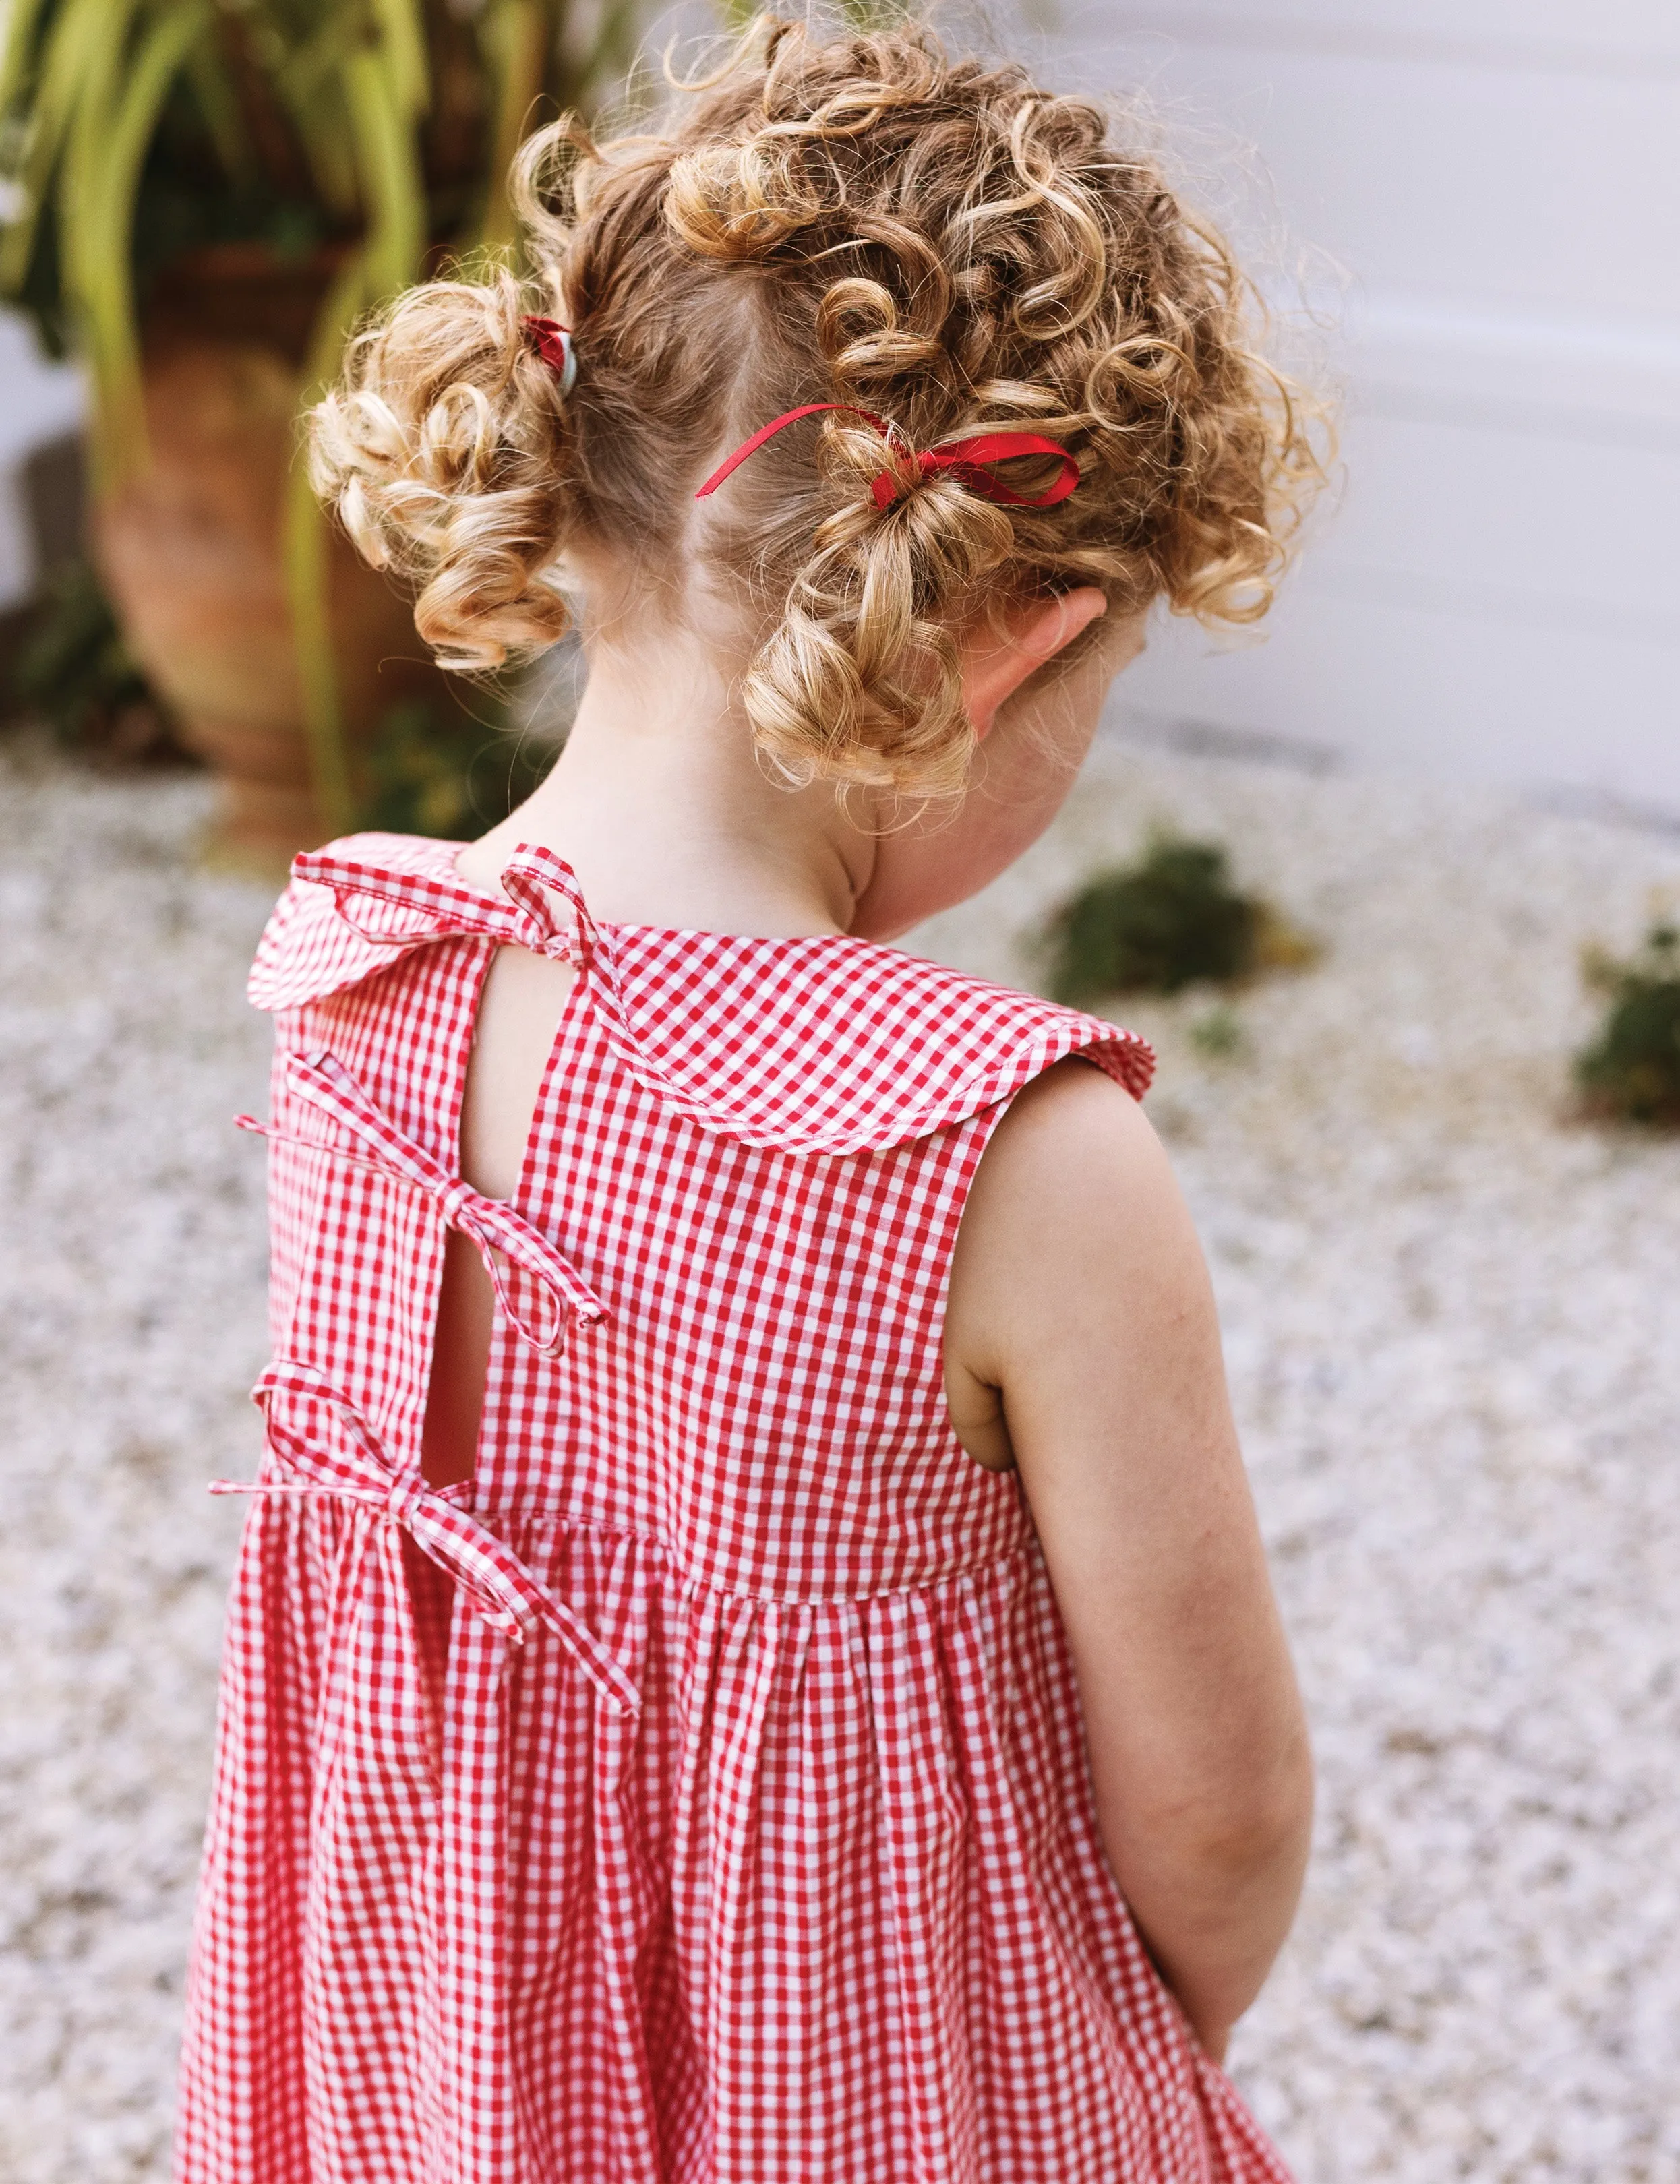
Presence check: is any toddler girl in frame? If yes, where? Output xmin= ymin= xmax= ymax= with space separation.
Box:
xmin=178 ymin=18 xmax=1319 ymax=2181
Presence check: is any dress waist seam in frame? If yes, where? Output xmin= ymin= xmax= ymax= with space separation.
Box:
xmin=260 ymin=1488 xmax=1040 ymax=1606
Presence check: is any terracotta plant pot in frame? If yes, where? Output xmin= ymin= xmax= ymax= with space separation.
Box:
xmin=93 ymin=249 xmax=448 ymax=878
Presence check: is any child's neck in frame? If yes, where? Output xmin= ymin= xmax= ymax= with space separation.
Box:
xmin=458 ymin=609 xmax=877 ymax=938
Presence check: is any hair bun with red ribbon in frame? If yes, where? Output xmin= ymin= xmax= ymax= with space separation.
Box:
xmin=522 ymin=315 xmax=578 ymax=397
xmin=694 ymin=403 xmax=1079 ymax=515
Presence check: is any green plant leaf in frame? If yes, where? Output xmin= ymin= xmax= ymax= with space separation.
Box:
xmin=272 ymin=10 xmax=362 ymax=109
xmin=56 ymin=0 xmax=131 ymax=419
xmin=0 ymin=0 xmax=127 ymax=294
xmin=183 ymin=28 xmax=251 ymax=183
xmin=281 ymin=242 xmax=373 ymax=838
xmin=341 ymin=42 xmax=424 ymax=299
xmin=71 ymin=1 xmax=210 ymax=487
xmin=266 ymin=13 xmax=369 ymax=216
xmin=477 ymin=0 xmax=545 ymax=249
xmin=0 ymin=0 xmax=52 ymax=125
xmin=369 ymin=0 xmax=429 ymax=119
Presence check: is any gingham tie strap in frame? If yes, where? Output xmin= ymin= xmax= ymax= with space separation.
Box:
xmin=212 ymin=1361 xmax=640 ymax=1715
xmin=293 ymin=840 xmax=597 ymax=967
xmin=238 ymin=1048 xmax=605 ymax=1355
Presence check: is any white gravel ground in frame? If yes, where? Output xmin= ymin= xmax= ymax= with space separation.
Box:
xmin=2 ymin=725 xmax=1677 ymax=2183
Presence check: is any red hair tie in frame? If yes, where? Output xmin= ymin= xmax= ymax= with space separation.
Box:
xmin=521 ymin=315 xmax=577 ymax=396
xmin=694 ymin=403 xmax=1079 ymax=513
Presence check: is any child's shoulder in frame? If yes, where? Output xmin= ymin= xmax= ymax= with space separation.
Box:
xmin=248 ymin=829 xmax=1154 ymax=1153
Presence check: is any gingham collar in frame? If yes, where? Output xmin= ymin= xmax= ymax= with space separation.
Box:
xmin=247 ymin=832 xmax=1153 ymax=1153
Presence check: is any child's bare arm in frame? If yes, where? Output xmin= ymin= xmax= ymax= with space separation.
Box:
xmin=944 ymin=1060 xmax=1313 ymax=2059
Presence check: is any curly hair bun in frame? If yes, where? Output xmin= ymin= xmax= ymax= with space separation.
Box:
xmin=308 ymin=14 xmax=1325 ymax=795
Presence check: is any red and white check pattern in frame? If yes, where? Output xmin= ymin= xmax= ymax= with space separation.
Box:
xmin=177 ymin=836 xmax=1291 ymax=2184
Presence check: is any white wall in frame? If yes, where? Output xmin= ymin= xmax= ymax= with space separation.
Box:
xmin=0 ymin=311 xmax=84 ymax=605
xmin=1037 ymin=1 xmax=1680 ymax=808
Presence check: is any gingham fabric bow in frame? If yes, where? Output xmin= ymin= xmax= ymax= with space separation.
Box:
xmin=238 ymin=1048 xmax=603 ymax=1356
xmin=294 ymin=841 xmax=597 ymax=969
xmin=212 ymin=1360 xmax=640 ymax=1713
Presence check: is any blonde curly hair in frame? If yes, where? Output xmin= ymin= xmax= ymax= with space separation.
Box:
xmin=309 ymin=14 xmax=1324 ymax=799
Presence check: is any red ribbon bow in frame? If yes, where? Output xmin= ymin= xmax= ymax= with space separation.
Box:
xmin=521 ymin=314 xmax=577 ymax=393
xmin=694 ymin=403 xmax=1079 ymax=513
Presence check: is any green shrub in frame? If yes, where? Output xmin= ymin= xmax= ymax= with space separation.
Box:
xmin=1576 ymin=925 xmax=1680 ymax=1127
xmin=1046 ymin=833 xmax=1315 ymax=1002
xmin=1188 ymin=1001 xmax=1247 ymax=1059
xmin=9 ymin=552 xmax=179 ymax=761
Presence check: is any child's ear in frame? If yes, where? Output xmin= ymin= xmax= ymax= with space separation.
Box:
xmin=960 ymin=588 xmax=1110 ymax=741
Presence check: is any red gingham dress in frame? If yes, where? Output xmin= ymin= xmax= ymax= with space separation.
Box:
xmin=175 ymin=832 xmax=1294 ymax=2184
